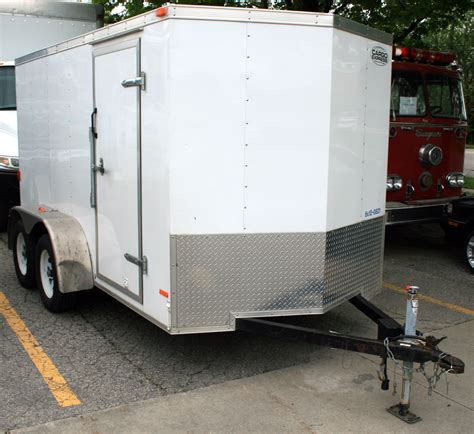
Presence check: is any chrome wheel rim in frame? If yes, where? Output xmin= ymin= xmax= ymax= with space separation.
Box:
xmin=467 ymin=235 xmax=474 ymax=269
xmin=16 ymin=233 xmax=28 ymax=276
xmin=40 ymin=250 xmax=54 ymax=298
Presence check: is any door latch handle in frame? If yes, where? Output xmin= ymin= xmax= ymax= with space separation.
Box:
xmin=92 ymin=158 xmax=105 ymax=175
xmin=121 ymin=72 xmax=146 ymax=91
xmin=90 ymin=107 xmax=98 ymax=139
xmin=124 ymin=253 xmax=148 ymax=274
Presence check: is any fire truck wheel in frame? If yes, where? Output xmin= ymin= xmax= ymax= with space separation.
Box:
xmin=35 ymin=234 xmax=78 ymax=312
xmin=12 ymin=221 xmax=36 ymax=288
xmin=464 ymin=230 xmax=474 ymax=273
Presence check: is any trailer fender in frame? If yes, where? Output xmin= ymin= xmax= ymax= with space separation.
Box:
xmin=8 ymin=206 xmax=94 ymax=294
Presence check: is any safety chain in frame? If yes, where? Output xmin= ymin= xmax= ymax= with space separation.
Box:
xmin=382 ymin=338 xmax=453 ymax=396
xmin=417 ymin=352 xmax=456 ymax=396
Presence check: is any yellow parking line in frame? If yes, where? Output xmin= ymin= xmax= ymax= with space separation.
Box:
xmin=383 ymin=282 xmax=474 ymax=316
xmin=0 ymin=291 xmax=81 ymax=407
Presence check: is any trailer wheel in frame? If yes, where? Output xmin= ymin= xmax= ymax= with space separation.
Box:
xmin=35 ymin=234 xmax=77 ymax=312
xmin=464 ymin=230 xmax=474 ymax=273
xmin=12 ymin=221 xmax=36 ymax=288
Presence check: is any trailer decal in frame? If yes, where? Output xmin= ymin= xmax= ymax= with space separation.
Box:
xmin=371 ymin=46 xmax=388 ymax=66
xmin=364 ymin=208 xmax=382 ymax=218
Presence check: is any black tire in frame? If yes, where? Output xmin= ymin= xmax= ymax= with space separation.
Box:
xmin=0 ymin=200 xmax=8 ymax=232
xmin=464 ymin=230 xmax=474 ymax=273
xmin=12 ymin=221 xmax=36 ymax=288
xmin=35 ymin=234 xmax=77 ymax=312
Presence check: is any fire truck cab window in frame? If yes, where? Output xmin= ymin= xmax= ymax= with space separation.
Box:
xmin=391 ymin=71 xmax=426 ymax=117
xmin=0 ymin=66 xmax=16 ymax=110
xmin=427 ymin=74 xmax=466 ymax=120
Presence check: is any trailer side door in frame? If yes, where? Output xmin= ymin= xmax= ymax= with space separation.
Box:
xmin=92 ymin=36 xmax=144 ymax=303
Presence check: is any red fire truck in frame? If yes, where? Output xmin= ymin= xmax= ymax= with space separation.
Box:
xmin=386 ymin=46 xmax=468 ymax=224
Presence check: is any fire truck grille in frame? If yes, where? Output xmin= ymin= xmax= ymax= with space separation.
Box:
xmin=171 ymin=217 xmax=384 ymax=331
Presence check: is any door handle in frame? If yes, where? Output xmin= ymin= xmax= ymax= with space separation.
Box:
xmin=92 ymin=158 xmax=105 ymax=175
xmin=121 ymin=72 xmax=146 ymax=91
xmin=90 ymin=108 xmax=98 ymax=139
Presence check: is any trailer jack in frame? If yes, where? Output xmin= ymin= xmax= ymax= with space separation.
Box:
xmin=236 ymin=287 xmax=464 ymax=424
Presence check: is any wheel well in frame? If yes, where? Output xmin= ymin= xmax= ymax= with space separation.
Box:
xmin=8 ymin=209 xmax=48 ymax=251
xmin=7 ymin=210 xmax=22 ymax=249
xmin=28 ymin=223 xmax=48 ymax=250
xmin=8 ymin=208 xmax=94 ymax=293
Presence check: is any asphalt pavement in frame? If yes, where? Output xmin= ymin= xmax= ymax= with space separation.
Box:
xmin=1 ymin=224 xmax=473 ymax=432
xmin=14 ymin=320 xmax=474 ymax=433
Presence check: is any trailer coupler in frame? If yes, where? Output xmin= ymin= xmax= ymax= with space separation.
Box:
xmin=236 ymin=287 xmax=464 ymax=424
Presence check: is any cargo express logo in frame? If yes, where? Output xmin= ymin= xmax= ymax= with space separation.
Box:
xmin=371 ymin=46 xmax=388 ymax=66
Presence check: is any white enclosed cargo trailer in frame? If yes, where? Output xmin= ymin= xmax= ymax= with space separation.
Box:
xmin=10 ymin=4 xmax=392 ymax=334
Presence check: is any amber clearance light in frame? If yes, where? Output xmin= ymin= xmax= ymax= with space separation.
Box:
xmin=156 ymin=6 xmax=168 ymax=17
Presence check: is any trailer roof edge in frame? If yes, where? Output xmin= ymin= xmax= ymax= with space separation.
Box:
xmin=15 ymin=4 xmax=393 ymax=66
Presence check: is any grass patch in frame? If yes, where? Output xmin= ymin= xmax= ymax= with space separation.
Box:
xmin=464 ymin=177 xmax=474 ymax=189
xmin=466 ymin=143 xmax=474 ymax=149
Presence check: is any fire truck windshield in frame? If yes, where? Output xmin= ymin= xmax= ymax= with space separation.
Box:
xmin=427 ymin=74 xmax=466 ymax=120
xmin=391 ymin=71 xmax=426 ymax=117
xmin=0 ymin=66 xmax=16 ymax=111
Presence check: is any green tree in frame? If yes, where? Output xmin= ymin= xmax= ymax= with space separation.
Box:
xmin=329 ymin=1 xmax=473 ymax=45
xmin=419 ymin=12 xmax=474 ymax=140
xmin=94 ymin=1 xmax=473 ymax=43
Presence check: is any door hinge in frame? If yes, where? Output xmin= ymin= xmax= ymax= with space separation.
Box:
xmin=121 ymin=72 xmax=146 ymax=91
xmin=124 ymin=253 xmax=148 ymax=274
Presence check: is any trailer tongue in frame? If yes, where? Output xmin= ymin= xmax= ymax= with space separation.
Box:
xmin=238 ymin=287 xmax=464 ymax=423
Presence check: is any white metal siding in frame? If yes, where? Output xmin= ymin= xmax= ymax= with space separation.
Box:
xmin=140 ymin=23 xmax=173 ymax=327
xmin=326 ymin=30 xmax=389 ymax=231
xmin=326 ymin=30 xmax=367 ymax=231
xmin=168 ymin=21 xmax=334 ymax=235
xmin=168 ymin=20 xmax=247 ymax=235
xmin=244 ymin=24 xmax=332 ymax=233
xmin=16 ymin=56 xmax=52 ymax=208
xmin=361 ymin=42 xmax=391 ymax=218
xmin=17 ymin=45 xmax=96 ymax=264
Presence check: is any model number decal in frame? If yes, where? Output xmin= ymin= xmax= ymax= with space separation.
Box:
xmin=364 ymin=208 xmax=382 ymax=218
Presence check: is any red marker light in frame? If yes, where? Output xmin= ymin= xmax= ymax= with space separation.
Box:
xmin=393 ymin=46 xmax=455 ymax=66
xmin=16 ymin=169 xmax=21 ymax=182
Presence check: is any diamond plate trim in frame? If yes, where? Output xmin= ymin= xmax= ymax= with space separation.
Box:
xmin=173 ymin=217 xmax=384 ymax=329
xmin=325 ymin=218 xmax=385 ymax=305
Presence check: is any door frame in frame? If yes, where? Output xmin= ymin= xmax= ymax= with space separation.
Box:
xmin=91 ymin=35 xmax=144 ymax=304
